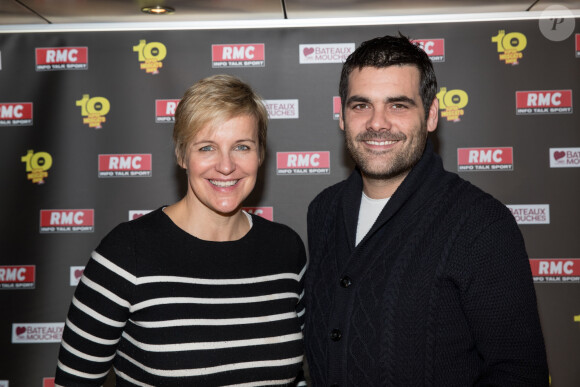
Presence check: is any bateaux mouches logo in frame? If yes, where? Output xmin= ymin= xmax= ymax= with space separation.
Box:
xmin=333 ymin=96 xmax=341 ymax=120
xmin=212 ymin=44 xmax=265 ymax=67
xmin=457 ymin=147 xmax=513 ymax=171
xmin=98 ymin=154 xmax=152 ymax=177
xmin=70 ymin=266 xmax=85 ymax=286
xmin=243 ymin=207 xmax=274 ymax=221
xmin=516 ymin=90 xmax=572 ymax=115
xmin=299 ymin=43 xmax=355 ymax=64
xmin=530 ymin=259 xmax=580 ymax=283
xmin=0 ymin=265 xmax=35 ymax=289
xmin=35 ymin=47 xmax=88 ymax=71
xmin=76 ymin=94 xmax=110 ymax=129
xmin=437 ymin=87 xmax=468 ymax=122
xmin=133 ymin=40 xmax=167 ymax=74
xmin=507 ymin=204 xmax=550 ymax=225
xmin=40 ymin=209 xmax=94 ymax=233
xmin=129 ymin=210 xmax=153 ymax=220
xmin=265 ymin=99 xmax=299 ymax=119
xmin=12 ymin=322 xmax=64 ymax=344
xmin=491 ymin=30 xmax=527 ymax=65
xmin=412 ymin=39 xmax=445 ymax=62
xmin=550 ymin=147 xmax=580 ymax=168
xmin=21 ymin=149 xmax=52 ymax=184
xmin=277 ymin=151 xmax=330 ymax=175
xmin=156 ymin=99 xmax=180 ymax=123
xmin=576 ymin=34 xmax=580 ymax=57
xmin=0 ymin=102 xmax=33 ymax=126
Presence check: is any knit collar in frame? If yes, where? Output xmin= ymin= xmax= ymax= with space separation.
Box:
xmin=340 ymin=139 xmax=445 ymax=249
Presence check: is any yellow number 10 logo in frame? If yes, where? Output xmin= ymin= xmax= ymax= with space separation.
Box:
xmin=133 ymin=40 xmax=167 ymax=62
xmin=491 ymin=30 xmax=527 ymax=52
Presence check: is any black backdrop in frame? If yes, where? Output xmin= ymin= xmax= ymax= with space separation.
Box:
xmin=1 ymin=16 xmax=579 ymax=386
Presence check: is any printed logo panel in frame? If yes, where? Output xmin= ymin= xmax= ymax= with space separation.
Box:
xmin=550 ymin=147 xmax=580 ymax=168
xmin=516 ymin=90 xmax=573 ymax=114
xmin=243 ymin=207 xmax=274 ymax=221
xmin=0 ymin=102 xmax=33 ymax=126
xmin=155 ymin=99 xmax=179 ymax=123
xmin=21 ymin=149 xmax=52 ymax=184
xmin=507 ymin=204 xmax=550 ymax=224
xmin=457 ymin=147 xmax=513 ymax=171
xmin=212 ymin=44 xmax=265 ymax=67
xmin=43 ymin=378 xmax=55 ymax=387
xmin=0 ymin=265 xmax=35 ymax=289
xmin=264 ymin=99 xmax=299 ymax=119
xmin=437 ymin=87 xmax=468 ymax=122
xmin=491 ymin=30 xmax=527 ymax=64
xmin=530 ymin=259 xmax=580 ymax=283
xmin=76 ymin=94 xmax=110 ymax=129
xmin=133 ymin=40 xmax=166 ymax=74
xmin=70 ymin=266 xmax=85 ymax=286
xmin=35 ymin=47 xmax=88 ymax=71
xmin=40 ymin=209 xmax=94 ymax=233
xmin=277 ymin=151 xmax=330 ymax=175
xmin=576 ymin=33 xmax=580 ymax=57
xmin=333 ymin=96 xmax=341 ymax=120
xmin=129 ymin=210 xmax=153 ymax=221
xmin=98 ymin=154 xmax=152 ymax=177
xmin=12 ymin=323 xmax=64 ymax=344
xmin=299 ymin=43 xmax=355 ymax=64
xmin=412 ymin=39 xmax=445 ymax=62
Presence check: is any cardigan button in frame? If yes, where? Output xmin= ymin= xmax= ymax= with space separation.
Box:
xmin=330 ymin=328 xmax=342 ymax=341
xmin=339 ymin=276 xmax=352 ymax=288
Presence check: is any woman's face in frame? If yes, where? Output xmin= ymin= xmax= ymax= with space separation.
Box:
xmin=181 ymin=115 xmax=260 ymax=217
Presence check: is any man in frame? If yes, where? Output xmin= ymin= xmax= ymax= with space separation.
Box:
xmin=304 ymin=34 xmax=548 ymax=386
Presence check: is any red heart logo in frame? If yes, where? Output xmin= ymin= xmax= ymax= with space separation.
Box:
xmin=554 ymin=151 xmax=565 ymax=160
xmin=303 ymin=47 xmax=314 ymax=56
xmin=74 ymin=269 xmax=84 ymax=279
xmin=16 ymin=326 xmax=26 ymax=335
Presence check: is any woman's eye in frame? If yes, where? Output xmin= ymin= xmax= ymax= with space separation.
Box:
xmin=235 ymin=144 xmax=250 ymax=151
xmin=199 ymin=145 xmax=213 ymax=152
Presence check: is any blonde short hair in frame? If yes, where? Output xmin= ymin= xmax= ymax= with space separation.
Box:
xmin=173 ymin=74 xmax=268 ymax=166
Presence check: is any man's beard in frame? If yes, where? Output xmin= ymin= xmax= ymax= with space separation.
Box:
xmin=344 ymin=124 xmax=427 ymax=181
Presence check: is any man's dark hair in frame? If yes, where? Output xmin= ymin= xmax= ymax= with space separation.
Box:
xmin=339 ymin=33 xmax=437 ymax=119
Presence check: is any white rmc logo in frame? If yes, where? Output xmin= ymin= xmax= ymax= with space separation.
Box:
xmin=469 ymin=149 xmax=503 ymax=163
xmin=287 ymin=153 xmax=320 ymax=167
xmin=538 ymin=260 xmax=574 ymax=275
xmin=50 ymin=211 xmax=85 ymax=225
xmin=527 ymin=92 xmax=562 ymax=107
xmin=46 ymin=49 xmax=79 ymax=63
xmin=109 ymin=156 xmax=142 ymax=170
xmin=222 ymin=46 xmax=255 ymax=60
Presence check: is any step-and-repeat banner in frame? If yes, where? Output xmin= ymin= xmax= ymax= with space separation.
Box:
xmin=0 ymin=16 xmax=579 ymax=386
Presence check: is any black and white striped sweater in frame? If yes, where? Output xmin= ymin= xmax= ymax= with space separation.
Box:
xmin=56 ymin=208 xmax=307 ymax=386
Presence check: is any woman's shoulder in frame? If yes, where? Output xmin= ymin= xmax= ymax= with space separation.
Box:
xmin=250 ymin=213 xmax=300 ymax=237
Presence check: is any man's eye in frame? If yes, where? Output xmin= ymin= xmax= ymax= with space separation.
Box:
xmin=392 ymin=104 xmax=407 ymax=110
xmin=352 ymin=104 xmax=369 ymax=110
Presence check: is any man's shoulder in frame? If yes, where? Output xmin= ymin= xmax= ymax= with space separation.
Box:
xmin=442 ymin=173 xmax=514 ymax=224
xmin=309 ymin=179 xmax=348 ymax=211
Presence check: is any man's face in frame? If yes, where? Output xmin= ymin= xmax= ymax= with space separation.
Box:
xmin=340 ymin=65 xmax=438 ymax=182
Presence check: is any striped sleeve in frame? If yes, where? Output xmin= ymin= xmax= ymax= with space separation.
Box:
xmin=55 ymin=224 xmax=136 ymax=385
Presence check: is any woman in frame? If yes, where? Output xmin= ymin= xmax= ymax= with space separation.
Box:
xmin=55 ymin=74 xmax=307 ymax=386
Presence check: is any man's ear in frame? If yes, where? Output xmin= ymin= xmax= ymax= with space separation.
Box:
xmin=339 ymin=109 xmax=345 ymax=131
xmin=426 ymin=98 xmax=439 ymax=133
